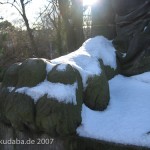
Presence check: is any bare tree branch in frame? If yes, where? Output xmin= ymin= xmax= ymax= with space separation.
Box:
xmin=33 ymin=2 xmax=51 ymax=26
xmin=0 ymin=1 xmax=22 ymax=15
xmin=24 ymin=0 xmax=32 ymax=6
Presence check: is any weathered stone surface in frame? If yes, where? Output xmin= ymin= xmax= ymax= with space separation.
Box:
xmin=83 ymin=70 xmax=110 ymax=111
xmin=3 ymin=92 xmax=35 ymax=131
xmin=36 ymin=95 xmax=82 ymax=136
xmin=2 ymin=63 xmax=20 ymax=87
xmin=111 ymin=0 xmax=147 ymax=16
xmin=17 ymin=58 xmax=46 ymax=87
xmin=36 ymin=64 xmax=83 ymax=136
xmin=0 ymin=122 xmax=65 ymax=150
xmin=112 ymin=0 xmax=150 ymax=76
xmin=1 ymin=121 xmax=148 ymax=150
xmin=47 ymin=64 xmax=78 ymax=85
xmin=103 ymin=65 xmax=118 ymax=80
xmin=0 ymin=67 xmax=6 ymax=82
xmin=0 ymin=88 xmax=10 ymax=123
xmin=99 ymin=59 xmax=118 ymax=80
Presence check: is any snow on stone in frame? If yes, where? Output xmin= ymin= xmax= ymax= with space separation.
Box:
xmin=82 ymin=36 xmax=116 ymax=69
xmin=15 ymin=81 xmax=77 ymax=104
xmin=45 ymin=61 xmax=56 ymax=73
xmin=7 ymin=87 xmax=15 ymax=92
xmin=7 ymin=36 xmax=117 ymax=103
xmin=77 ymin=73 xmax=150 ymax=148
xmin=56 ymin=64 xmax=67 ymax=71
xmin=144 ymin=26 xmax=148 ymax=31
xmin=51 ymin=36 xmax=116 ymax=88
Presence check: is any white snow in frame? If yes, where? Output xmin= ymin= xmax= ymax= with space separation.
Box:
xmin=122 ymin=52 xmax=126 ymax=58
xmin=7 ymin=87 xmax=15 ymax=92
xmin=131 ymin=72 xmax=150 ymax=84
xmin=15 ymin=80 xmax=78 ymax=104
xmin=82 ymin=36 xmax=116 ymax=68
xmin=144 ymin=26 xmax=148 ymax=31
xmin=77 ymin=73 xmax=150 ymax=148
xmin=50 ymin=36 xmax=117 ymax=88
xmin=45 ymin=61 xmax=56 ymax=73
xmin=56 ymin=64 xmax=67 ymax=71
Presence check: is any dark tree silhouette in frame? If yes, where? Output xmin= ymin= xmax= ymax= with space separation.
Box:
xmin=0 ymin=0 xmax=38 ymax=56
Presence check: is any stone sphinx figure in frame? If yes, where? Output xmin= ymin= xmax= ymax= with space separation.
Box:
xmin=0 ymin=36 xmax=117 ymax=136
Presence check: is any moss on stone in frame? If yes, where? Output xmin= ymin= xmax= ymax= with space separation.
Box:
xmin=83 ymin=69 xmax=110 ymax=111
xmin=17 ymin=58 xmax=46 ymax=87
xmin=36 ymin=92 xmax=82 ymax=136
xmin=99 ymin=59 xmax=118 ymax=80
xmin=0 ymin=88 xmax=10 ymax=123
xmin=0 ymin=67 xmax=7 ymax=82
xmin=2 ymin=63 xmax=20 ymax=87
xmin=47 ymin=64 xmax=78 ymax=85
xmin=103 ymin=65 xmax=118 ymax=80
xmin=4 ymin=92 xmax=35 ymax=131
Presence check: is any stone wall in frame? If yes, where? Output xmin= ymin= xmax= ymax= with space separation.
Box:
xmin=0 ymin=122 xmax=149 ymax=150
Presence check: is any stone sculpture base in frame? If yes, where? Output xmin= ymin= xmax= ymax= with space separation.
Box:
xmin=0 ymin=122 xmax=149 ymax=150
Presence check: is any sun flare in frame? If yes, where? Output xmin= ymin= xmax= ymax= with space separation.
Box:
xmin=83 ymin=0 xmax=98 ymax=6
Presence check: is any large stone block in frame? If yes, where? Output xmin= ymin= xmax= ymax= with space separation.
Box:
xmin=83 ymin=70 xmax=110 ymax=111
xmin=2 ymin=63 xmax=20 ymax=87
xmin=17 ymin=58 xmax=46 ymax=87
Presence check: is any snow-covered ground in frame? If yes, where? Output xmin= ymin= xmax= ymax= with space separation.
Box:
xmin=77 ymin=72 xmax=150 ymax=148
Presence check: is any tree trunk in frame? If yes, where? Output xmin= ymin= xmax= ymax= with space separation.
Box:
xmin=58 ymin=0 xmax=84 ymax=52
xmin=20 ymin=0 xmax=38 ymax=56
xmin=91 ymin=0 xmax=116 ymax=40
xmin=71 ymin=0 xmax=84 ymax=48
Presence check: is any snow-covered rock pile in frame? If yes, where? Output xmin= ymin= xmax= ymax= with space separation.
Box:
xmin=0 ymin=36 xmax=117 ymax=136
xmin=1 ymin=35 xmax=150 ymax=148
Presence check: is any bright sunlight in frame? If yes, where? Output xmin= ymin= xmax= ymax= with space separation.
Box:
xmin=83 ymin=0 xmax=98 ymax=6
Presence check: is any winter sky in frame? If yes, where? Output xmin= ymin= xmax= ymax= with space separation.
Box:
xmin=0 ymin=0 xmax=97 ymax=26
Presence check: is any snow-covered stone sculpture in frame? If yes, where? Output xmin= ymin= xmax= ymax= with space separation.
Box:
xmin=0 ymin=36 xmax=117 ymax=136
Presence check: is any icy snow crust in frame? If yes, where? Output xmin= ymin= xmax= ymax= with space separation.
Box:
xmin=77 ymin=74 xmax=150 ymax=148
